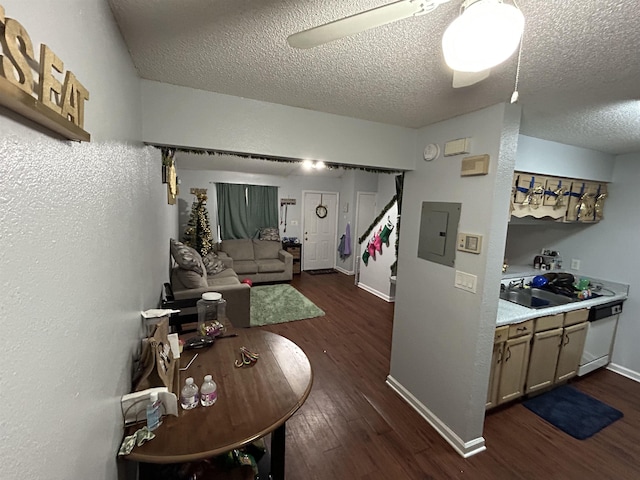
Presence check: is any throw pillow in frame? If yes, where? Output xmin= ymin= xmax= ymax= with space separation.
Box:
xmin=203 ymin=252 xmax=227 ymax=276
xmin=259 ymin=227 xmax=280 ymax=241
xmin=175 ymin=267 xmax=208 ymax=289
xmin=170 ymin=238 xmax=204 ymax=276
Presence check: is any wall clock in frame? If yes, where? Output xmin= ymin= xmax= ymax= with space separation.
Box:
xmin=423 ymin=143 xmax=440 ymax=162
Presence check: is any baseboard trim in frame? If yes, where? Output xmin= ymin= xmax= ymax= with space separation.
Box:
xmin=357 ymin=282 xmax=395 ymax=302
xmin=334 ymin=266 xmax=354 ymax=276
xmin=607 ymin=363 xmax=640 ymax=383
xmin=386 ymin=375 xmax=486 ymax=458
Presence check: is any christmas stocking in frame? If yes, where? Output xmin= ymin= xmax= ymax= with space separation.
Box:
xmin=373 ymin=228 xmax=383 ymax=254
xmin=380 ymin=223 xmax=394 ymax=246
xmin=362 ymin=249 xmax=370 ymax=266
xmin=367 ymin=239 xmax=376 ymax=259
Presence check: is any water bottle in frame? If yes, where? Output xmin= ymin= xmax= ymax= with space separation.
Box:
xmin=180 ymin=377 xmax=199 ymax=410
xmin=197 ymin=292 xmax=221 ymax=337
xmin=200 ymin=375 xmax=218 ymax=407
xmin=146 ymin=391 xmax=162 ymax=431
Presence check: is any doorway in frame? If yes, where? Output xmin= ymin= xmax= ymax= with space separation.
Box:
xmin=302 ymin=191 xmax=339 ymax=271
xmin=354 ymin=191 xmax=377 ymax=283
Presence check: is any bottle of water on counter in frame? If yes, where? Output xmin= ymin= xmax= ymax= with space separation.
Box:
xmin=200 ymin=375 xmax=218 ymax=407
xmin=180 ymin=377 xmax=199 ymax=410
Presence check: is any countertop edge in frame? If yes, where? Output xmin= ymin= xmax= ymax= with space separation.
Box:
xmin=496 ymin=292 xmax=628 ymax=326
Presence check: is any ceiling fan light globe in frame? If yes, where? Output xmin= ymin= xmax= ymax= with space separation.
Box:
xmin=442 ymin=0 xmax=524 ymax=72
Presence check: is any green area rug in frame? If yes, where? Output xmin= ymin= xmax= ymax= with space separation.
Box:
xmin=250 ymin=284 xmax=325 ymax=326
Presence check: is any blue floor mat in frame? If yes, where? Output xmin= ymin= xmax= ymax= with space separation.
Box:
xmin=523 ymin=385 xmax=623 ymax=440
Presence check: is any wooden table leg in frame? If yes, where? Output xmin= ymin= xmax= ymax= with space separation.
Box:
xmin=270 ymin=423 xmax=286 ymax=480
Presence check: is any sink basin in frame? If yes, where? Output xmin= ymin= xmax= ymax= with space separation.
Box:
xmin=500 ymin=287 xmax=575 ymax=309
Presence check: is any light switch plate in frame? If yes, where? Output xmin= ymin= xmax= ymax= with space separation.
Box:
xmin=455 ymin=270 xmax=477 ymax=293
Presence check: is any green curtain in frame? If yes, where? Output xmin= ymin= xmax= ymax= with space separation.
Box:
xmin=248 ymin=185 xmax=278 ymax=235
xmin=217 ymin=183 xmax=251 ymax=239
xmin=216 ymin=183 xmax=278 ymax=240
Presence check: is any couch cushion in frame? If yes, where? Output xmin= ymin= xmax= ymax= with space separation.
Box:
xmin=175 ymin=266 xmax=208 ymax=289
xmin=220 ymin=239 xmax=255 ymax=261
xmin=170 ymin=239 xmax=205 ymax=276
xmin=203 ymin=252 xmax=227 ymax=276
xmin=257 ymin=259 xmax=286 ymax=273
xmin=207 ymin=268 xmax=238 ymax=282
xmin=233 ymin=260 xmax=259 ymax=274
xmin=207 ymin=275 xmax=241 ymax=287
xmin=252 ymin=239 xmax=282 ymax=260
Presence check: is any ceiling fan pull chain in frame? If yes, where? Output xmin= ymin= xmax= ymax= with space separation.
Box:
xmin=511 ymin=0 xmax=523 ymax=103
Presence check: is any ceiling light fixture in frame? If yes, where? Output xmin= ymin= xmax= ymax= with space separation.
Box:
xmin=442 ymin=0 xmax=524 ymax=73
xmin=302 ymin=160 xmax=326 ymax=170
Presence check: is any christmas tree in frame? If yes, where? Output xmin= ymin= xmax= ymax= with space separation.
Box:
xmin=183 ymin=193 xmax=214 ymax=256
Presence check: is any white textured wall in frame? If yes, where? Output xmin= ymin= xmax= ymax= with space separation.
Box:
xmin=390 ymin=103 xmax=520 ymax=450
xmin=516 ymin=135 xmax=615 ymax=182
xmin=0 ymin=1 xmax=176 ymax=479
xmin=141 ymin=80 xmax=417 ymax=170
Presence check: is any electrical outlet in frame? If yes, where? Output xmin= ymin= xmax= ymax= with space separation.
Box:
xmin=571 ymin=258 xmax=581 ymax=270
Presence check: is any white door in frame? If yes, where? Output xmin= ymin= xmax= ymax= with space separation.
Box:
xmin=354 ymin=192 xmax=377 ymax=282
xmin=302 ymin=191 xmax=338 ymax=271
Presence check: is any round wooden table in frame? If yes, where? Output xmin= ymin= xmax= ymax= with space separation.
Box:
xmin=126 ymin=329 xmax=313 ymax=479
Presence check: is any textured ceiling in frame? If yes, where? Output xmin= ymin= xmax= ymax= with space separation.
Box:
xmin=109 ymin=0 xmax=640 ymax=161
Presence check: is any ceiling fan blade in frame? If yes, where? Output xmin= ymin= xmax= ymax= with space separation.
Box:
xmin=288 ymin=0 xmax=435 ymax=49
xmin=452 ymin=69 xmax=491 ymax=88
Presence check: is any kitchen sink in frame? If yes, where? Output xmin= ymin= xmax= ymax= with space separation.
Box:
xmin=500 ymin=287 xmax=576 ymax=309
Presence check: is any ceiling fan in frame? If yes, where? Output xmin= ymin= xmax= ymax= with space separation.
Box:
xmin=287 ymin=0 xmax=524 ymax=88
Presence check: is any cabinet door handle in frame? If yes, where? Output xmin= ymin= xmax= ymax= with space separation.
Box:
xmin=517 ymin=326 xmax=527 ymax=332
xmin=504 ymin=347 xmax=512 ymax=362
xmin=563 ymin=334 xmax=570 ymax=346
xmin=497 ymin=348 xmax=503 ymax=364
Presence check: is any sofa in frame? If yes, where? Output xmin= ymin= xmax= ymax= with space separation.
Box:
xmin=218 ymin=239 xmax=293 ymax=283
xmin=163 ymin=239 xmax=251 ymax=329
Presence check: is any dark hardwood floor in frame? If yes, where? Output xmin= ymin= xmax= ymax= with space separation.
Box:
xmin=257 ymin=272 xmax=640 ymax=479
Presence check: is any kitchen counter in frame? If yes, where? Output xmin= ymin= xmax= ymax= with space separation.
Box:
xmin=496 ymin=269 xmax=629 ymax=326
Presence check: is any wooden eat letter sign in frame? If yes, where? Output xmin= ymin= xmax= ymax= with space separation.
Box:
xmin=0 ymin=4 xmax=90 ymax=141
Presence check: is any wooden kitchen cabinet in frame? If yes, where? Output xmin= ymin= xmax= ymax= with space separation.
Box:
xmin=497 ymin=332 xmax=532 ymax=405
xmin=511 ymin=171 xmax=608 ymax=223
xmin=555 ymin=321 xmax=588 ymax=383
xmin=526 ymin=327 xmax=563 ymax=394
xmin=488 ymin=309 xmax=591 ymax=410
xmin=525 ymin=313 xmax=564 ymax=394
xmin=486 ymin=326 xmax=508 ymax=409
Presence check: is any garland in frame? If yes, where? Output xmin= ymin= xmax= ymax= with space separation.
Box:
xmin=152 ymin=145 xmax=403 ymax=175
xmin=357 ymin=195 xmax=398 ymax=244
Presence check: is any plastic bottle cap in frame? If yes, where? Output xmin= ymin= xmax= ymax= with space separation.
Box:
xmin=150 ymin=392 xmax=159 ymax=402
xmin=202 ymin=292 xmax=222 ymax=301
xmin=204 ymin=375 xmax=212 ymax=382
xmin=186 ymin=377 xmax=194 ymax=385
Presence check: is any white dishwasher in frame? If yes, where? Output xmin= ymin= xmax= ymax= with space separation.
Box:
xmin=578 ymin=300 xmax=624 ymax=376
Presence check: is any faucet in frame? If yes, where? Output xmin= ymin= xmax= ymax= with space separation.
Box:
xmin=508 ymin=278 xmax=525 ymax=289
